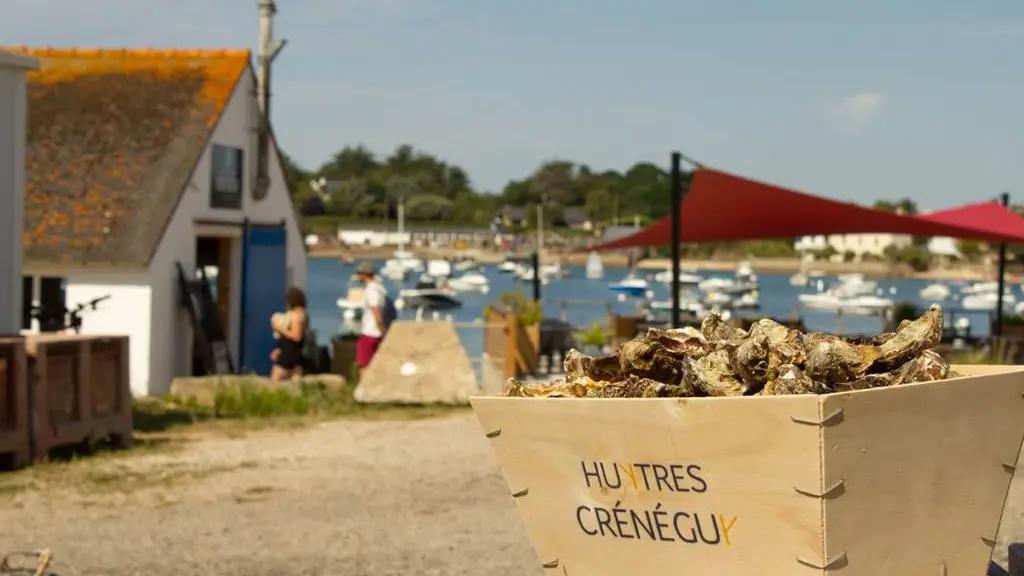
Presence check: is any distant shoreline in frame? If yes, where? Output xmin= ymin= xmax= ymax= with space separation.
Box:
xmin=308 ymin=247 xmax=1012 ymax=282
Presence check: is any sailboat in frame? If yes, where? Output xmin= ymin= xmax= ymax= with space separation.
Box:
xmin=380 ymin=196 xmax=423 ymax=280
xmin=585 ymin=251 xmax=604 ymax=279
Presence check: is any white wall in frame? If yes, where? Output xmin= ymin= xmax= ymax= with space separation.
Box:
xmin=147 ymin=66 xmax=307 ymax=395
xmin=0 ymin=54 xmax=36 ymax=335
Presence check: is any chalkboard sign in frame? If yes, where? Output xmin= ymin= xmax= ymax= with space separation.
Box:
xmin=210 ymin=144 xmax=243 ymax=209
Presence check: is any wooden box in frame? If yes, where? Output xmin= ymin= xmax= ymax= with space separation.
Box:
xmin=472 ymin=365 xmax=1024 ymax=575
xmin=26 ymin=334 xmax=133 ymax=460
xmin=0 ymin=338 xmax=30 ymax=469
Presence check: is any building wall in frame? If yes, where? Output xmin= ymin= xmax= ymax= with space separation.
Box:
xmin=794 ymin=233 xmax=913 ymax=257
xmin=147 ymin=66 xmax=307 ymax=395
xmin=0 ymin=55 xmax=36 ymax=335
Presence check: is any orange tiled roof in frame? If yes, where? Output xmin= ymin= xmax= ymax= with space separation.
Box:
xmin=5 ymin=47 xmax=251 ymax=265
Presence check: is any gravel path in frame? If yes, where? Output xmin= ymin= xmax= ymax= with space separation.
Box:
xmin=1 ymin=414 xmax=1020 ymax=575
xmin=0 ymin=416 xmax=542 ymax=576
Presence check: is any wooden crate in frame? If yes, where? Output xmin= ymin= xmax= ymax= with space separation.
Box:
xmin=25 ymin=334 xmax=133 ymax=460
xmin=0 ymin=337 xmax=30 ymax=469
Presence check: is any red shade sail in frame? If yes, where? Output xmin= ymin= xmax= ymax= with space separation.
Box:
xmin=918 ymin=201 xmax=1024 ymax=239
xmin=589 ymin=169 xmax=1024 ymax=251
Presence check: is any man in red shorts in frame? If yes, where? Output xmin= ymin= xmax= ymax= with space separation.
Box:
xmin=355 ymin=262 xmax=393 ymax=369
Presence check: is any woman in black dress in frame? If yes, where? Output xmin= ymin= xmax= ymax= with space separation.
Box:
xmin=270 ymin=286 xmax=309 ymax=380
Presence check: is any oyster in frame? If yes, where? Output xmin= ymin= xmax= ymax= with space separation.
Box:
xmin=833 ymin=373 xmax=895 ymax=392
xmin=503 ymin=379 xmax=589 ymax=398
xmin=644 ymin=327 xmax=714 ymax=357
xmin=733 ymin=333 xmax=775 ymax=393
xmin=618 ymin=336 xmax=689 ymax=385
xmin=563 ymin=349 xmax=622 ymax=383
xmin=762 ymin=364 xmax=824 ymax=395
xmin=893 ymin=349 xmax=950 ymax=385
xmin=874 ymin=305 xmax=943 ymax=372
xmin=803 ymin=333 xmax=880 ymax=385
xmin=682 ymin=350 xmax=744 ymax=396
xmin=700 ymin=311 xmax=745 ymax=343
xmin=588 ymin=375 xmax=675 ymax=398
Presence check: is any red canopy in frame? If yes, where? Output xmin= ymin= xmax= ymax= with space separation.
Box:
xmin=589 ymin=169 xmax=1024 ymax=251
xmin=918 ymin=201 xmax=1024 ymax=237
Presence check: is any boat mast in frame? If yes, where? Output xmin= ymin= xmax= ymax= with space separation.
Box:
xmin=397 ymin=196 xmax=405 ymax=253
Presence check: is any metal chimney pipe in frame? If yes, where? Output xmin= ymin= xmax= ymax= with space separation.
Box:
xmin=254 ymin=0 xmax=286 ymax=201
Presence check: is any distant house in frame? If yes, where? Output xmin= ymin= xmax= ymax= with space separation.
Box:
xmin=557 ymin=206 xmax=593 ymax=230
xmin=498 ymin=205 xmax=528 ymax=227
xmin=794 ymin=234 xmax=912 ymax=258
xmin=13 ymin=47 xmax=307 ymax=396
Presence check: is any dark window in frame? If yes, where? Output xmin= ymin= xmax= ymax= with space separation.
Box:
xmin=210 ymin=144 xmax=244 ymax=209
xmin=22 ymin=276 xmax=67 ymax=332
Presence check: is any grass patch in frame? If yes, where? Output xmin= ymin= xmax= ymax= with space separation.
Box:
xmin=134 ymin=377 xmax=468 ymax=435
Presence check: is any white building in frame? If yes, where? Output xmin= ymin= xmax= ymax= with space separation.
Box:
xmin=927 ymin=236 xmax=962 ymax=259
xmin=0 ymin=51 xmax=37 ymax=335
xmin=794 ymin=233 xmax=913 ymax=258
xmin=15 ymin=48 xmax=307 ymax=396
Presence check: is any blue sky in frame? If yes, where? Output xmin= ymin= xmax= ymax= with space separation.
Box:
xmin=6 ymin=0 xmax=1024 ymax=208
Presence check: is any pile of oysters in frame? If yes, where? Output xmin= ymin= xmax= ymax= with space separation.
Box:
xmin=504 ymin=304 xmax=957 ymax=398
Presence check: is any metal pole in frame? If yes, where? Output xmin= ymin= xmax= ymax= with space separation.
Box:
xmin=995 ymin=192 xmax=1010 ymax=336
xmin=531 ymin=251 xmax=541 ymax=301
xmin=670 ymin=152 xmax=683 ymax=329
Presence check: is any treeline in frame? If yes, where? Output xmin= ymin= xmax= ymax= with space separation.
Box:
xmin=281 ymin=144 xmax=996 ymax=268
xmin=281 ymin=143 xmax=687 ymax=228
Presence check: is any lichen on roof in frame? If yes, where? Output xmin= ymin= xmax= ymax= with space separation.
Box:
xmin=5 ymin=47 xmax=251 ymax=265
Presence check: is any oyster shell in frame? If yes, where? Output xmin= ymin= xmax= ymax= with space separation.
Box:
xmin=762 ymin=364 xmax=825 ymax=395
xmin=503 ymin=379 xmax=588 ymax=398
xmin=833 ymin=373 xmax=895 ymax=392
xmin=803 ymin=333 xmax=880 ymax=384
xmin=733 ymin=333 xmax=775 ymax=393
xmin=588 ymin=375 xmax=676 ymax=398
xmin=700 ymin=311 xmax=745 ymax=343
xmin=563 ymin=349 xmax=622 ymax=383
xmin=644 ymin=327 xmax=714 ymax=357
xmin=682 ymin=350 xmax=744 ymax=396
xmin=618 ymin=336 xmax=689 ymax=385
xmin=893 ymin=349 xmax=950 ymax=385
xmin=874 ymin=305 xmax=943 ymax=372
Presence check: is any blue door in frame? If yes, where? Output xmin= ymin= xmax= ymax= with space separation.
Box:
xmin=240 ymin=224 xmax=287 ymax=375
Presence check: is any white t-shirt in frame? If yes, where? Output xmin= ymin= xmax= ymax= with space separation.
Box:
xmin=361 ymin=280 xmax=388 ymax=338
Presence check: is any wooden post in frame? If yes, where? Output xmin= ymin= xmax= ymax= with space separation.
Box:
xmin=503 ymin=310 xmax=518 ymax=380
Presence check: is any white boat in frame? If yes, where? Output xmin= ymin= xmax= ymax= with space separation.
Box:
xmin=798 ymin=292 xmax=894 ymax=315
xmin=789 ymin=273 xmax=809 ymax=287
xmin=512 ymin=265 xmax=550 ymax=285
xmin=497 ymin=257 xmax=524 ymax=273
xmin=919 ymin=284 xmax=952 ymax=301
xmin=730 ymin=290 xmax=760 ymax=310
xmin=654 ymin=268 xmax=703 ymax=285
xmin=336 ymin=276 xmax=366 ymax=322
xmin=608 ymin=273 xmax=649 ymax=297
xmin=832 ymin=274 xmax=877 ymax=297
xmin=961 ymin=281 xmax=999 ymax=295
xmin=453 ymin=258 xmax=479 ymax=272
xmin=396 ymin=278 xmax=462 ymax=312
xmin=961 ymin=291 xmax=1017 ymax=311
xmin=447 ymin=272 xmax=490 ymax=294
xmin=585 ymin=251 xmax=604 ymax=280
xmin=426 ymin=259 xmax=452 ymax=279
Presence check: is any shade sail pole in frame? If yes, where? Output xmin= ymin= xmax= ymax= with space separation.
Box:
xmin=995 ymin=192 xmax=1010 ymax=336
xmin=670 ymin=152 xmax=683 ymax=329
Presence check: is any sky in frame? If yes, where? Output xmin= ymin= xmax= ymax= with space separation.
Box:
xmin=5 ymin=0 xmax=1024 ymax=208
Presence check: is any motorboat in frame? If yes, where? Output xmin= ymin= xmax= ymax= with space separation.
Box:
xmin=540 ymin=262 xmax=569 ymax=279
xmin=426 ymin=259 xmax=452 ymax=279
xmin=919 ymin=283 xmax=952 ymax=301
xmin=453 ymin=257 xmax=480 ymax=272
xmin=789 ymin=273 xmax=809 ymax=287
xmin=585 ymin=251 xmax=604 ymax=280
xmin=961 ymin=291 xmax=1017 ymax=311
xmin=336 ymin=275 xmax=366 ymax=323
xmin=497 ymin=256 xmax=526 ymax=273
xmin=832 ymin=274 xmax=877 ymax=297
xmin=447 ymin=271 xmax=490 ymax=294
xmin=653 ymin=268 xmax=703 ymax=285
xmin=512 ymin=265 xmax=551 ymax=285
xmin=798 ymin=292 xmax=894 ymax=315
xmin=608 ymin=272 xmax=649 ymax=297
xmin=396 ymin=278 xmax=462 ymax=312
xmin=961 ymin=281 xmax=999 ymax=295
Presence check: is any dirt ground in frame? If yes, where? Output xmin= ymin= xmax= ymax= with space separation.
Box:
xmin=0 ymin=415 xmax=542 ymax=576
xmin=1 ymin=414 xmax=1021 ymax=575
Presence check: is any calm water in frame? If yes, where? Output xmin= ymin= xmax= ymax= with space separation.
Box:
xmin=304 ymin=258 xmax=1004 ymax=360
